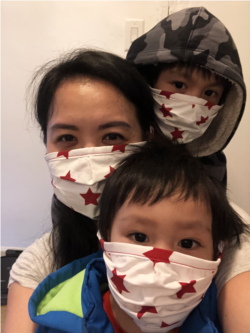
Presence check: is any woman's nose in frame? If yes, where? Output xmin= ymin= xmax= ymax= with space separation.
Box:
xmin=78 ymin=137 xmax=98 ymax=149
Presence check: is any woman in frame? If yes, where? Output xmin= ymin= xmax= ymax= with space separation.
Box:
xmin=4 ymin=49 xmax=157 ymax=333
xmin=4 ymin=48 xmax=250 ymax=333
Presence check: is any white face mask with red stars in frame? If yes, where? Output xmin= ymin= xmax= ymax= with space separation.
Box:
xmin=101 ymin=240 xmax=221 ymax=333
xmin=45 ymin=143 xmax=144 ymax=219
xmin=151 ymin=87 xmax=223 ymax=144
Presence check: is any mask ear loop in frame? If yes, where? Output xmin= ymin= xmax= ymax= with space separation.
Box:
xmin=146 ymin=126 xmax=154 ymax=142
xmin=97 ymin=231 xmax=105 ymax=250
xmin=218 ymin=241 xmax=225 ymax=258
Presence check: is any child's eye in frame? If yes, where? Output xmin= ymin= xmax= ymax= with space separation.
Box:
xmin=174 ymin=81 xmax=185 ymax=89
xmin=204 ymin=89 xmax=215 ymax=97
xmin=178 ymin=239 xmax=200 ymax=249
xmin=132 ymin=233 xmax=149 ymax=243
xmin=58 ymin=134 xmax=77 ymax=142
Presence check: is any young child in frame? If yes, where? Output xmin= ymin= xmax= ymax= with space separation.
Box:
xmin=126 ymin=6 xmax=246 ymax=187
xmin=28 ymin=142 xmax=248 ymax=333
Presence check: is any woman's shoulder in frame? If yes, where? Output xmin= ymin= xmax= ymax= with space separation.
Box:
xmin=215 ymin=203 xmax=250 ymax=294
xmin=8 ymin=232 xmax=54 ymax=290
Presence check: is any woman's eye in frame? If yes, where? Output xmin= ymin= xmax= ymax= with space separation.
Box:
xmin=178 ymin=239 xmax=200 ymax=249
xmin=58 ymin=135 xmax=76 ymax=142
xmin=204 ymin=89 xmax=215 ymax=97
xmin=104 ymin=134 xmax=121 ymax=140
xmin=174 ymin=81 xmax=185 ymax=89
xmin=133 ymin=233 xmax=148 ymax=243
xmin=102 ymin=133 xmax=125 ymax=142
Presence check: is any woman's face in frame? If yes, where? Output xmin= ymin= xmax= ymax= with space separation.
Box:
xmin=46 ymin=79 xmax=144 ymax=153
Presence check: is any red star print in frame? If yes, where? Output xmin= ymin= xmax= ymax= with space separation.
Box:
xmin=70 ymin=207 xmax=75 ymax=211
xmin=137 ymin=306 xmax=157 ymax=319
xmin=159 ymin=104 xmax=173 ymax=118
xmin=111 ymin=269 xmax=130 ymax=294
xmin=171 ymin=127 xmax=184 ymax=140
xmin=196 ymin=116 xmax=209 ymax=126
xmin=143 ymin=248 xmax=173 ymax=266
xmin=60 ymin=171 xmax=76 ymax=182
xmin=111 ymin=144 xmax=127 ymax=153
xmin=57 ymin=150 xmax=70 ymax=159
xmin=104 ymin=166 xmax=115 ymax=178
xmin=204 ymin=101 xmax=215 ymax=110
xmin=51 ymin=179 xmax=56 ymax=188
xmin=161 ymin=321 xmax=180 ymax=328
xmin=192 ymin=104 xmax=195 ymax=108
xmin=200 ymin=294 xmax=205 ymax=300
xmin=160 ymin=91 xmax=175 ymax=99
xmin=176 ymin=280 xmax=196 ymax=299
xmin=80 ymin=188 xmax=101 ymax=205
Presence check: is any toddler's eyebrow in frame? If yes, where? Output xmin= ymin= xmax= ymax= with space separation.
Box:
xmin=120 ymin=216 xmax=156 ymax=226
xmin=120 ymin=216 xmax=211 ymax=233
xmin=175 ymin=220 xmax=211 ymax=233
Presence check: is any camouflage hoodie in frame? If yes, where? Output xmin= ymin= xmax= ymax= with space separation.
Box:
xmin=126 ymin=6 xmax=246 ymax=158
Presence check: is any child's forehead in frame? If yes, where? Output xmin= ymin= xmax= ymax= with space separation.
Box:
xmin=164 ymin=63 xmax=224 ymax=85
xmin=123 ymin=194 xmax=212 ymax=222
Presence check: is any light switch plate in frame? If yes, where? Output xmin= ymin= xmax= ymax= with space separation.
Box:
xmin=125 ymin=19 xmax=144 ymax=51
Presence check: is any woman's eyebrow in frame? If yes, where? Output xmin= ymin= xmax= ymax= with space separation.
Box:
xmin=49 ymin=123 xmax=78 ymax=131
xmin=98 ymin=121 xmax=131 ymax=130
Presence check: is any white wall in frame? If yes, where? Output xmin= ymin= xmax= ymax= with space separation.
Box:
xmin=2 ymin=1 xmax=250 ymax=248
xmin=1 ymin=1 xmax=169 ymax=248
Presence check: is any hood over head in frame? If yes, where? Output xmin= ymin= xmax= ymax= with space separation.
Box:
xmin=127 ymin=6 xmax=246 ymax=157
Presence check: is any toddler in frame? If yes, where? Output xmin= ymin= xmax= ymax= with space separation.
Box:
xmin=29 ymin=143 xmax=248 ymax=333
xmin=126 ymin=6 xmax=246 ymax=186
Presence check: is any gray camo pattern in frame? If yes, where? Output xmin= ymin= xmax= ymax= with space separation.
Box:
xmin=127 ymin=7 xmax=245 ymax=91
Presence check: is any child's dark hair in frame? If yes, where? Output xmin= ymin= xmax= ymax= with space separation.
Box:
xmin=137 ymin=62 xmax=231 ymax=105
xmin=98 ymin=142 xmax=248 ymax=257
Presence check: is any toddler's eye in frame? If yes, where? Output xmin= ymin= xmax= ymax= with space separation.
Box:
xmin=204 ymin=90 xmax=215 ymax=97
xmin=134 ymin=233 xmax=148 ymax=243
xmin=174 ymin=82 xmax=185 ymax=89
xmin=179 ymin=239 xmax=199 ymax=249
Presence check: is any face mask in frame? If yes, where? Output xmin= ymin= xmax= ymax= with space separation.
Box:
xmin=151 ymin=87 xmax=223 ymax=144
xmin=45 ymin=143 xmax=145 ymax=219
xmin=102 ymin=240 xmax=221 ymax=333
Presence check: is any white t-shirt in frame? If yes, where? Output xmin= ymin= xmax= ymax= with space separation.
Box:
xmin=9 ymin=202 xmax=250 ymax=295
xmin=8 ymin=232 xmax=53 ymax=290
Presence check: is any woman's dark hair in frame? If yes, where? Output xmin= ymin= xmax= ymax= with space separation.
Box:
xmin=98 ymin=142 xmax=249 ymax=257
xmin=31 ymin=49 xmax=156 ymax=144
xmin=30 ymin=49 xmax=157 ymax=269
xmin=51 ymin=195 xmax=99 ymax=269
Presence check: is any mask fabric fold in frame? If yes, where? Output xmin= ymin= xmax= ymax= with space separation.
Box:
xmin=151 ymin=87 xmax=223 ymax=144
xmin=45 ymin=142 xmax=145 ymax=219
xmin=101 ymin=240 xmax=221 ymax=333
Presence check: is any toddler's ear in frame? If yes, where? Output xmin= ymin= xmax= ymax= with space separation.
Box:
xmin=146 ymin=126 xmax=154 ymax=141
